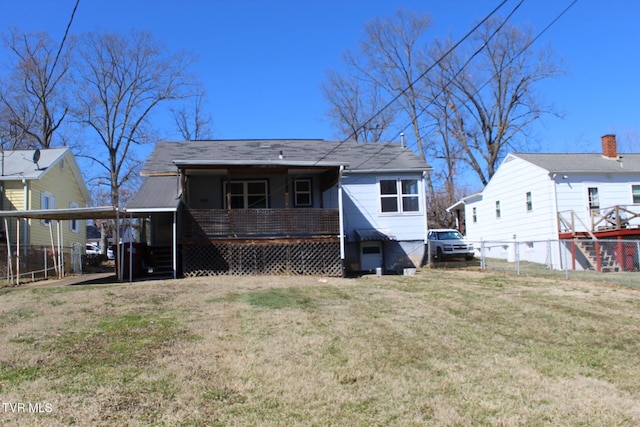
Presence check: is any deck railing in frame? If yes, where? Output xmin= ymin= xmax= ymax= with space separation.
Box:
xmin=558 ymin=205 xmax=640 ymax=236
xmin=181 ymin=208 xmax=340 ymax=239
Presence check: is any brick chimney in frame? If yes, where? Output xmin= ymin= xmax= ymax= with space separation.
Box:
xmin=601 ymin=134 xmax=618 ymax=158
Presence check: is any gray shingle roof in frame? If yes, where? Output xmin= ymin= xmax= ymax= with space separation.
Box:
xmin=0 ymin=147 xmax=68 ymax=180
xmin=512 ymin=152 xmax=640 ymax=173
xmin=127 ymin=176 xmax=180 ymax=211
xmin=141 ymin=139 xmax=431 ymax=175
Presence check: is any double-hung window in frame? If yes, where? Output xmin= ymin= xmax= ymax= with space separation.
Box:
xmin=69 ymin=202 xmax=80 ymax=233
xmin=224 ymin=180 xmax=268 ymax=209
xmin=379 ymin=178 xmax=420 ymax=214
xmin=294 ymin=179 xmax=312 ymax=207
xmin=632 ymin=185 xmax=640 ymax=204
xmin=526 ymin=192 xmax=533 ymax=211
xmin=588 ymin=187 xmax=600 ymax=210
xmin=41 ymin=191 xmax=55 ymax=225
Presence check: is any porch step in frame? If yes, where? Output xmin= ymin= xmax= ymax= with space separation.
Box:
xmin=574 ymin=240 xmax=621 ymax=272
xmin=148 ymin=246 xmax=173 ymax=276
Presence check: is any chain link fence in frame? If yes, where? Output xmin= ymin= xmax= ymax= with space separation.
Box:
xmin=427 ymin=238 xmax=640 ymax=288
xmin=0 ymin=243 xmax=85 ymax=287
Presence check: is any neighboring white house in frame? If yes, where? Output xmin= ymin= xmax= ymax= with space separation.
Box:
xmin=450 ymin=135 xmax=640 ymax=270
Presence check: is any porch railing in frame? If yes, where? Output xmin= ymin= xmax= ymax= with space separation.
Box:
xmin=558 ymin=205 xmax=640 ymax=236
xmin=182 ymin=208 xmax=340 ymax=239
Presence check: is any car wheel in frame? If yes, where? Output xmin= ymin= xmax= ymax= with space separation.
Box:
xmin=465 ymin=255 xmax=474 ymax=261
xmin=436 ymin=247 xmax=443 ymax=261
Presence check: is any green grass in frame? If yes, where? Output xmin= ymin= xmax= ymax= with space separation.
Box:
xmin=1 ymin=271 xmax=640 ymax=425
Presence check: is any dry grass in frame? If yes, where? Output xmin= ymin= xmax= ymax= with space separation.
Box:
xmin=1 ymin=270 xmax=640 ymax=426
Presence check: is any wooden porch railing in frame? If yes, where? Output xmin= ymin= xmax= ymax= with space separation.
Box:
xmin=591 ymin=205 xmax=640 ymax=231
xmin=181 ymin=208 xmax=340 ymax=239
xmin=558 ymin=205 xmax=640 ymax=236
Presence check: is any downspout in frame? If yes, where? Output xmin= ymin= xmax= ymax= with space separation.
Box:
xmin=423 ymin=171 xmax=429 ymax=243
xmin=338 ymin=165 xmax=345 ymax=276
xmin=22 ymin=179 xmax=28 ymax=250
xmin=172 ymin=210 xmax=177 ymax=279
xmin=551 ymin=174 xmax=563 ymax=270
xmin=422 ymin=170 xmax=429 ymax=268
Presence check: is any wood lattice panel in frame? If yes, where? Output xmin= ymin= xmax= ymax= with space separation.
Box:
xmin=183 ymin=240 xmax=342 ymax=277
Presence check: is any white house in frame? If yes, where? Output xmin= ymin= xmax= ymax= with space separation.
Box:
xmin=450 ymin=135 xmax=640 ymax=271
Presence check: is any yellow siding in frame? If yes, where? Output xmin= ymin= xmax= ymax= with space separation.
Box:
xmin=2 ymin=151 xmax=89 ymax=249
xmin=2 ymin=181 xmax=27 ymax=245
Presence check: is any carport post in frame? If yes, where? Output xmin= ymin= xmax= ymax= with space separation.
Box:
xmin=16 ymin=218 xmax=19 ymax=286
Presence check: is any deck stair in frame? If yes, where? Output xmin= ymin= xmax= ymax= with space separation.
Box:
xmin=147 ymin=246 xmax=173 ymax=277
xmin=573 ymin=239 xmax=621 ymax=272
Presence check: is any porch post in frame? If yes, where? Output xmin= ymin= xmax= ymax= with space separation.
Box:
xmin=172 ymin=210 xmax=177 ymax=279
xmin=338 ymin=166 xmax=345 ymax=275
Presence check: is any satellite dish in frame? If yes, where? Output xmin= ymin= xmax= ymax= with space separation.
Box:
xmin=33 ymin=149 xmax=41 ymax=169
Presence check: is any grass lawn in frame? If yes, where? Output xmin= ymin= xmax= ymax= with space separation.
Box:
xmin=1 ymin=269 xmax=639 ymax=426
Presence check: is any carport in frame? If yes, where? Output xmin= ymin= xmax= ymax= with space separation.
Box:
xmin=0 ymin=206 xmax=177 ymax=284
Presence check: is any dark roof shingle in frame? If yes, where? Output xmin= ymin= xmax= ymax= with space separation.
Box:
xmin=141 ymin=139 xmax=431 ymax=175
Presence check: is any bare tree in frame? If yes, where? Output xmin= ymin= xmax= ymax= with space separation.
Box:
xmin=73 ymin=29 xmax=195 ymax=207
xmin=320 ymin=69 xmax=396 ymax=143
xmin=427 ymin=17 xmax=564 ymax=186
xmin=171 ymin=85 xmax=214 ymax=140
xmin=0 ymin=28 xmax=75 ymax=149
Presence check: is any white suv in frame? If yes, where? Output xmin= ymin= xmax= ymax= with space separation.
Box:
xmin=428 ymin=229 xmax=474 ymax=261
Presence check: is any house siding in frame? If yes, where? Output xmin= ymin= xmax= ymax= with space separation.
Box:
xmin=341 ymin=172 xmax=426 ymax=272
xmin=464 ymin=153 xmax=640 ymax=269
xmin=342 ymin=173 xmax=426 ymax=242
xmin=556 ymin=175 xmax=640 ymax=230
xmin=464 ymin=156 xmax=560 ymax=265
xmin=29 ymin=152 xmax=87 ymax=248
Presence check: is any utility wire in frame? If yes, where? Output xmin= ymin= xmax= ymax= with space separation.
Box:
xmin=308 ymin=0 xmax=511 ymax=168
xmin=373 ymin=0 xmax=578 ymax=174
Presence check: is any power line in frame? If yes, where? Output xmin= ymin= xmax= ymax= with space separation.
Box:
xmin=375 ymin=0 xmax=579 ymax=175
xmin=310 ymin=0 xmax=511 ymax=169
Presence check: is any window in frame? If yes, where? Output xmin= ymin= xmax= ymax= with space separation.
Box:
xmin=41 ymin=191 xmax=55 ymax=225
xmin=588 ymin=187 xmax=599 ymax=210
xmin=69 ymin=202 xmax=80 ymax=233
xmin=294 ymin=179 xmax=312 ymax=207
xmin=526 ymin=192 xmax=533 ymax=211
xmin=379 ymin=179 xmax=420 ymax=214
xmin=472 ymin=207 xmax=477 ymax=223
xmin=224 ymin=180 xmax=268 ymax=208
xmin=633 ymin=185 xmax=640 ymax=204
xmin=495 ymin=201 xmax=501 ymax=218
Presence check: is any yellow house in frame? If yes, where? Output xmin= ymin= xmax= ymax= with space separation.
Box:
xmin=1 ymin=147 xmax=91 ymax=249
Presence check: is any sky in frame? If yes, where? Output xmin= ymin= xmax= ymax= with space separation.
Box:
xmin=1 ymin=0 xmax=639 ymax=164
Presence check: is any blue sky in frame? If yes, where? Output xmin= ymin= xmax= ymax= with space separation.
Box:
xmin=2 ymin=0 xmax=639 ymax=157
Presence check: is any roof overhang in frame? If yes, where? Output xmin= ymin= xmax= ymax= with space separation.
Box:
xmin=355 ymin=228 xmax=396 ymax=241
xmin=173 ymin=160 xmax=349 ymax=168
xmin=0 ymin=206 xmax=131 ymax=221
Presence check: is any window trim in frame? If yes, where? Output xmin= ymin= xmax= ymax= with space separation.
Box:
xmin=377 ymin=177 xmax=421 ymax=215
xmin=69 ymin=202 xmax=80 ymax=233
xmin=223 ymin=179 xmax=269 ymax=209
xmin=41 ymin=191 xmax=55 ymax=225
xmin=495 ymin=200 xmax=501 ymax=218
xmin=293 ymin=178 xmax=313 ymax=207
xmin=588 ymin=187 xmax=600 ymax=210
xmin=526 ymin=191 xmax=533 ymax=212
xmin=632 ymin=184 xmax=640 ymax=204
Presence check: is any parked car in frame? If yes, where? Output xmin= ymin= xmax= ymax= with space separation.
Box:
xmin=427 ymin=229 xmax=474 ymax=261
xmin=86 ymin=242 xmax=114 ymax=260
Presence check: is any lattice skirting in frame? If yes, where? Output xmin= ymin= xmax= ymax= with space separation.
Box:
xmin=182 ymin=240 xmax=342 ymax=277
